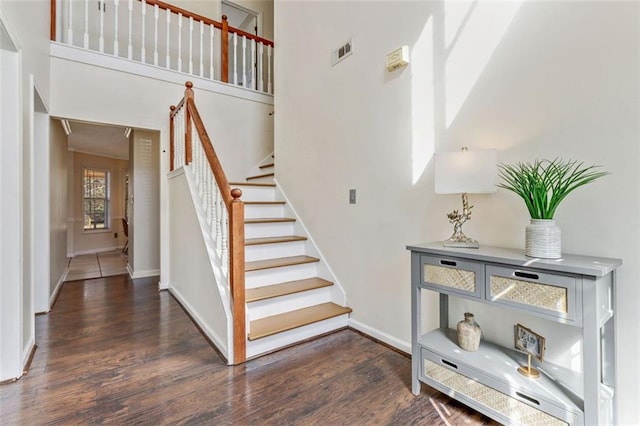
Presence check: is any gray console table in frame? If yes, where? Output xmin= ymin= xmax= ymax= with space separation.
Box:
xmin=407 ymin=242 xmax=622 ymax=425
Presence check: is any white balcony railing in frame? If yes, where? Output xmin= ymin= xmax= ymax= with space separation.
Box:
xmin=52 ymin=0 xmax=274 ymax=94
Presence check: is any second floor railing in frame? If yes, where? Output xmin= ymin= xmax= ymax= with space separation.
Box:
xmin=52 ymin=0 xmax=274 ymax=94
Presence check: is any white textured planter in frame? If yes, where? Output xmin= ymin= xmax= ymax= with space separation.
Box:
xmin=525 ymin=219 xmax=561 ymax=259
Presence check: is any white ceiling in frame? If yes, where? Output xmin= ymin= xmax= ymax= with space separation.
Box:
xmin=65 ymin=120 xmax=130 ymax=160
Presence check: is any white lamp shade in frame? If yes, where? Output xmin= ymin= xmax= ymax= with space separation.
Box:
xmin=435 ymin=149 xmax=497 ymax=194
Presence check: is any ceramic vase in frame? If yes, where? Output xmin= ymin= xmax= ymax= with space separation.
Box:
xmin=457 ymin=312 xmax=481 ymax=352
xmin=525 ymin=219 xmax=561 ymax=259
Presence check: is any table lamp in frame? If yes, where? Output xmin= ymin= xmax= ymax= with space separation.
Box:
xmin=434 ymin=148 xmax=497 ymax=248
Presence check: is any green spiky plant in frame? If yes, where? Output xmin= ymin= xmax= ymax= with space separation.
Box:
xmin=498 ymin=159 xmax=608 ymax=219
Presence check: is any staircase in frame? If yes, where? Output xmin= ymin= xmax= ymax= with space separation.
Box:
xmin=230 ymin=158 xmax=352 ymax=359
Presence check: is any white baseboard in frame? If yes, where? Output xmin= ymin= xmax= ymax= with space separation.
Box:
xmin=157 ymin=280 xmax=169 ymax=290
xmin=168 ymin=286 xmax=229 ymax=359
xmin=128 ymin=267 xmax=160 ymax=279
xmin=21 ymin=336 xmax=35 ymax=372
xmin=49 ymin=266 xmax=69 ymax=309
xmin=348 ymin=318 xmax=411 ymax=355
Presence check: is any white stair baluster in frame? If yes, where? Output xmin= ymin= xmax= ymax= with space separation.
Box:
xmin=178 ymin=13 xmax=183 ymax=72
xmin=113 ymin=0 xmax=120 ymax=56
xmin=232 ymin=33 xmax=238 ymax=85
xmin=199 ymin=20 xmax=204 ymax=77
xmin=127 ymin=0 xmax=133 ymax=59
xmin=215 ymin=190 xmax=222 ymax=254
xmin=209 ymin=24 xmax=215 ymax=80
xmin=67 ymin=0 xmax=73 ymax=44
xmin=212 ymin=182 xmax=219 ymax=237
xmin=99 ymin=0 xmax=105 ymax=52
xmin=251 ymin=39 xmax=256 ymax=90
xmin=141 ymin=0 xmax=146 ymax=62
xmin=165 ymin=9 xmax=171 ymax=68
xmin=257 ymin=43 xmax=264 ymax=92
xmin=83 ymin=0 xmax=88 ymax=48
xmin=267 ymin=45 xmax=272 ymax=94
xmin=221 ymin=207 xmax=228 ymax=272
xmin=153 ymin=4 xmax=159 ymax=65
xmin=242 ymin=36 xmax=246 ymax=87
xmin=207 ymin=173 xmax=214 ymax=228
xmin=188 ymin=17 xmax=193 ymax=75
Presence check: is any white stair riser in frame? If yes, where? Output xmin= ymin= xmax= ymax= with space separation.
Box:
xmin=247 ymin=287 xmax=333 ymax=320
xmin=236 ymin=186 xmax=276 ymax=201
xmin=245 ymin=241 xmax=307 ymax=262
xmin=246 ymin=315 xmax=349 ymax=359
xmin=244 ymin=204 xmax=285 ymax=219
xmin=246 ymin=262 xmax=318 ymax=288
xmin=245 ymin=222 xmax=295 ymax=239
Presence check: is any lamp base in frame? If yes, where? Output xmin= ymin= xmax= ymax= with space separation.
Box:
xmin=443 ymin=235 xmax=479 ymax=249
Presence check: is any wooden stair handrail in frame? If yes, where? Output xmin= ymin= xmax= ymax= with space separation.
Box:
xmin=170 ymin=81 xmax=246 ymax=364
xmin=140 ymin=0 xmax=274 ymax=47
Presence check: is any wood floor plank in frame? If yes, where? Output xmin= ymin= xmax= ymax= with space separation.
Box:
xmin=245 ymin=255 xmax=319 ymax=272
xmin=246 ymin=277 xmax=333 ymax=302
xmin=0 ymin=274 xmax=498 ymax=426
xmin=248 ymin=302 xmax=352 ymax=340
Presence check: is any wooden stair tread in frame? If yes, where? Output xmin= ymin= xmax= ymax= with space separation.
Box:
xmin=248 ymin=302 xmax=351 ymax=340
xmin=229 ymin=182 xmax=275 ymax=187
xmin=247 ymin=172 xmax=275 ymax=181
xmin=244 ymin=201 xmax=286 ymax=205
xmin=245 ymin=217 xmax=295 ymax=224
xmin=259 ymin=162 xmax=275 ymax=169
xmin=245 ymin=236 xmax=307 ymax=246
xmin=245 ymin=255 xmax=319 ymax=272
xmin=246 ymin=278 xmax=333 ymax=302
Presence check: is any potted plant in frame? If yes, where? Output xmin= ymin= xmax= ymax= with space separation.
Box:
xmin=498 ymin=159 xmax=608 ymax=258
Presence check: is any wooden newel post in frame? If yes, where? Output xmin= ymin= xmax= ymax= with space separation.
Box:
xmin=229 ymin=188 xmax=246 ymax=364
xmin=169 ymin=105 xmax=176 ymax=171
xmin=50 ymin=0 xmax=57 ymax=41
xmin=221 ymin=15 xmax=229 ymax=84
xmin=184 ymin=81 xmax=194 ymax=165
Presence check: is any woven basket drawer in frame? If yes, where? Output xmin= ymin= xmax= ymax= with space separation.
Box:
xmin=486 ymin=266 xmax=579 ymax=323
xmin=423 ymin=358 xmax=570 ymax=426
xmin=421 ymin=255 xmax=483 ymax=298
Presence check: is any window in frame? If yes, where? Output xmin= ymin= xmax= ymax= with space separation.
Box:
xmin=83 ymin=168 xmax=110 ymax=230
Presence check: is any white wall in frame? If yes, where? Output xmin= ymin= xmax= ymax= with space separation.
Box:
xmin=274 ymin=1 xmax=639 ymax=423
xmin=129 ymin=129 xmax=159 ymax=277
xmin=49 ymin=119 xmax=68 ymax=301
xmin=168 ymin=168 xmax=230 ymax=360
xmin=0 ymin=0 xmax=50 ymax=381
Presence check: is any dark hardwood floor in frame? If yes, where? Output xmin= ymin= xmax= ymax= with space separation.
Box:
xmin=0 ymin=274 xmax=498 ymax=425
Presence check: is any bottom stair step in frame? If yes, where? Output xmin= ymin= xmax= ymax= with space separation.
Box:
xmin=248 ymin=302 xmax=352 ymax=341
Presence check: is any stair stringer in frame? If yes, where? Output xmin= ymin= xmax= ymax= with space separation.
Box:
xmin=170 ymin=166 xmax=234 ymax=363
xmin=272 ymin=179 xmax=348 ymax=308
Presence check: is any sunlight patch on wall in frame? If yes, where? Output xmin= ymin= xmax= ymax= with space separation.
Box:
xmin=411 ymin=16 xmax=435 ymax=185
xmin=445 ymin=0 xmax=523 ymax=128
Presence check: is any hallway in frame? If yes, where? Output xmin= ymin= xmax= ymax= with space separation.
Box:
xmin=0 ymin=275 xmax=495 ymax=425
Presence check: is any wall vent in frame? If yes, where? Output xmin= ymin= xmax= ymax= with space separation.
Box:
xmin=331 ymin=39 xmax=353 ymax=66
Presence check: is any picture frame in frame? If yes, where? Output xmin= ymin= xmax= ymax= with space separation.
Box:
xmin=514 ymin=323 xmax=545 ymax=362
